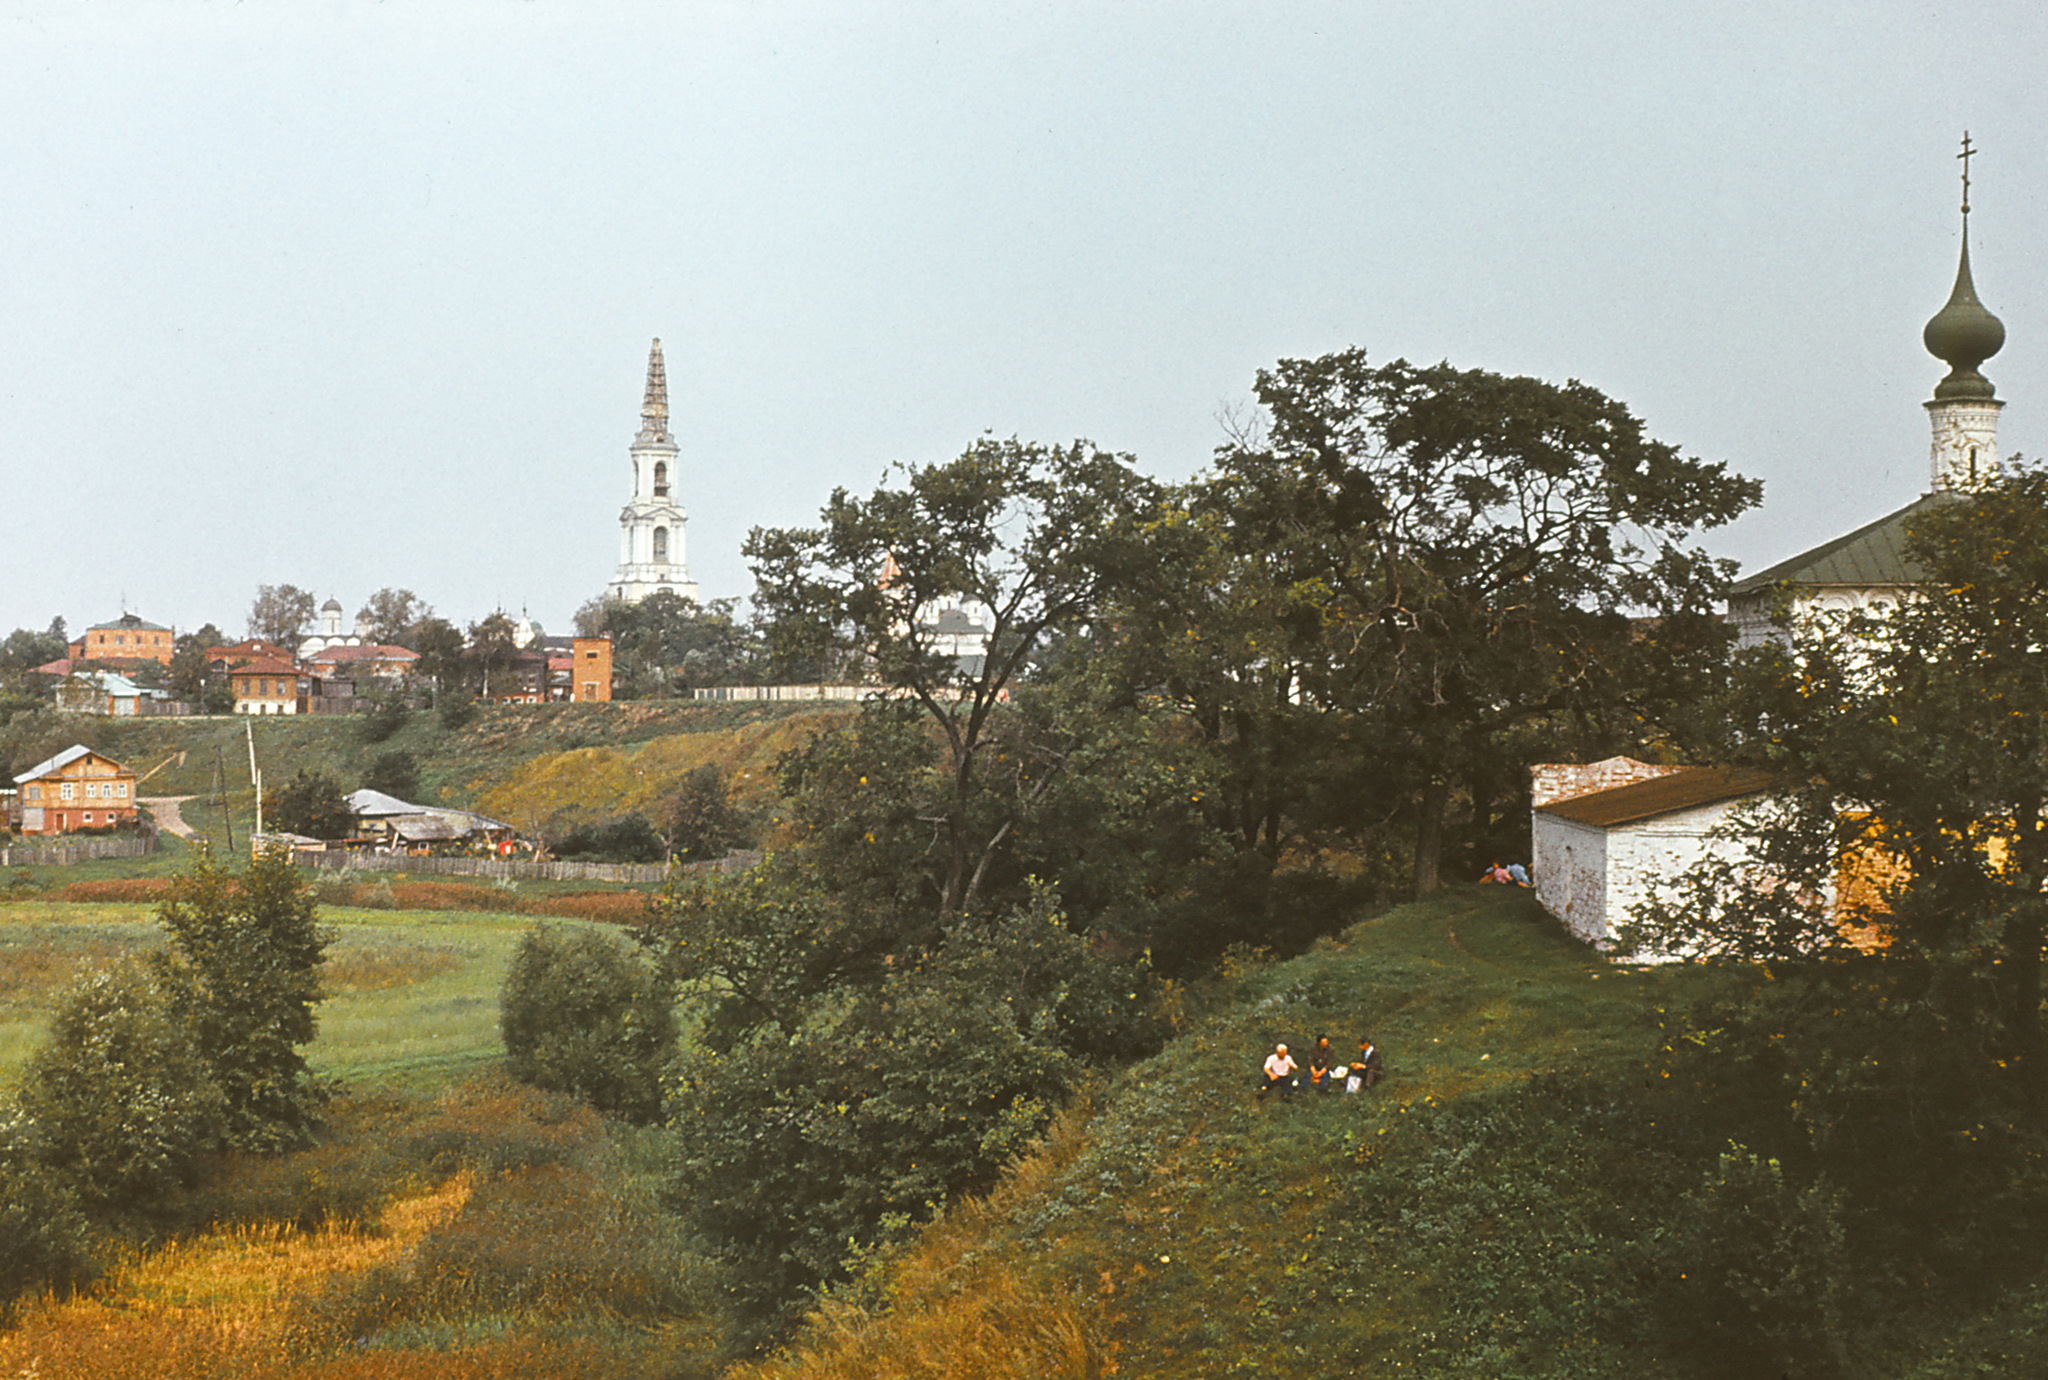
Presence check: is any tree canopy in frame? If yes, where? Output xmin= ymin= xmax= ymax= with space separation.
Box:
xmin=247 ymin=584 xmax=317 ymax=646
xmin=747 ymin=437 xmax=1161 ymax=915
xmin=1188 ymin=350 xmax=1760 ymax=892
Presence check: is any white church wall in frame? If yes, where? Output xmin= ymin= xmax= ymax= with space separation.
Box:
xmin=1534 ymin=797 xmax=1763 ymax=956
xmin=1531 ymin=814 xmax=1608 ymax=946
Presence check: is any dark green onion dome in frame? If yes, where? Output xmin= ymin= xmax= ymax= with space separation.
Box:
xmin=1924 ymin=232 xmax=2005 ymax=401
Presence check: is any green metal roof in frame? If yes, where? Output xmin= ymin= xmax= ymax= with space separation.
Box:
xmin=1728 ymin=490 xmax=1962 ymax=596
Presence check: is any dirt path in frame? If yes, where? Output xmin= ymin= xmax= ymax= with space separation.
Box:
xmin=139 ymin=795 xmax=201 ymax=840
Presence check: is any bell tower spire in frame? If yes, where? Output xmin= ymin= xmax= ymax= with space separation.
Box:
xmin=607 ymin=337 xmax=698 ymax=605
xmin=1924 ymin=132 xmax=2006 ymax=490
xmin=639 ymin=338 xmax=672 ymax=444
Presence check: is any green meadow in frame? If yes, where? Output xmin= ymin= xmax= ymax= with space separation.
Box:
xmin=0 ymin=898 xmax=561 ymax=1091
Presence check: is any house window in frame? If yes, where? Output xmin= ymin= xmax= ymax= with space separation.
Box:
xmin=653 ymin=526 xmax=669 ymax=563
xmin=26 ymin=784 xmax=40 ymax=801
xmin=83 ymin=812 xmax=93 ymax=824
xmin=61 ymin=783 xmax=74 ymax=801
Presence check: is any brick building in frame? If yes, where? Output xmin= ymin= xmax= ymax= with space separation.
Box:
xmin=70 ymin=613 xmax=175 ymax=667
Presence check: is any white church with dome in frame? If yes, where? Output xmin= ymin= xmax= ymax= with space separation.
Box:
xmin=1727 ymin=142 xmax=2011 ymax=646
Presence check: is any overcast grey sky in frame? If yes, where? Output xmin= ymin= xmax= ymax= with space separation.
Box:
xmin=3 ymin=1 xmax=2044 ymax=641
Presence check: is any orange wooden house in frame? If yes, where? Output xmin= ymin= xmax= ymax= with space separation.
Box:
xmin=10 ymin=745 xmax=140 ymax=836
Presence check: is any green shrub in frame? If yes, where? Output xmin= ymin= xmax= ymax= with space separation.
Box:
xmin=16 ymin=963 xmax=228 ymax=1211
xmin=156 ymin=845 xmax=332 ymax=1152
xmin=0 ymin=1114 xmax=99 ymax=1315
xmin=555 ymin=814 xmax=667 ymax=863
xmin=500 ymin=926 xmax=677 ymax=1123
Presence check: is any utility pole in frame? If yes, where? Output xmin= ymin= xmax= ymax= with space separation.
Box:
xmin=246 ymin=719 xmax=263 ymax=841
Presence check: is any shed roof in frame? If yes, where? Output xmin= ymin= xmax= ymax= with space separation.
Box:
xmin=1535 ymin=765 xmax=1778 ymax=829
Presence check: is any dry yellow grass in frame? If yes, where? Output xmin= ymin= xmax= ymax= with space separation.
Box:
xmin=472 ymin=713 xmax=844 ymax=837
xmin=0 ymin=1174 xmax=471 ymax=1379
xmin=732 ymin=1100 xmax=1119 ymax=1380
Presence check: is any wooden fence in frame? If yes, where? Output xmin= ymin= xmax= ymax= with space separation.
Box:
xmin=1 ymin=833 xmax=159 ymax=868
xmin=290 ymin=849 xmax=760 ymax=886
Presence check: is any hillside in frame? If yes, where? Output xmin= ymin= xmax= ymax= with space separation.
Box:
xmin=1 ymin=701 xmax=851 ymax=844
xmin=733 ymin=888 xmax=2048 ymax=1380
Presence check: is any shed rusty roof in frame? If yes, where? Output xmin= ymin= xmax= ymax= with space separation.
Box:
xmin=1535 ymin=765 xmax=1778 ymax=829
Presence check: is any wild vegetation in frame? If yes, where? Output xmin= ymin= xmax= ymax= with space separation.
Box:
xmin=6 ymin=356 xmax=2048 ymax=1374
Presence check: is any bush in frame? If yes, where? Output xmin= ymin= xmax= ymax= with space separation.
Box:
xmin=362 ymin=748 xmax=422 ymax=800
xmin=0 ymin=1116 xmax=99 ymax=1314
xmin=261 ymin=769 xmax=354 ymax=840
xmin=500 ymin=929 xmax=678 ymax=1124
xmin=16 ymin=963 xmax=228 ymax=1211
xmin=439 ymin=694 xmax=479 ymax=730
xmin=156 ymin=845 xmax=333 ymax=1152
xmin=357 ymin=692 xmax=411 ymax=745
xmin=555 ymin=814 xmax=667 ymax=863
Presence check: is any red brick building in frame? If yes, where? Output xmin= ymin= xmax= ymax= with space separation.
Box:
xmin=69 ymin=613 xmax=175 ymax=667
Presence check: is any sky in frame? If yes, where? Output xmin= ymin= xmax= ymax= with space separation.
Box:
xmin=3 ymin=1 xmax=2045 ymax=642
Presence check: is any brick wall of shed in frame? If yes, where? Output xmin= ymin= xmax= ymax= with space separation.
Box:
xmin=1529 ymin=756 xmax=1688 ymax=808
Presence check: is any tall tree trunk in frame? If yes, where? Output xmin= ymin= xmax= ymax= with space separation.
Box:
xmin=1413 ymin=778 xmax=1448 ymax=897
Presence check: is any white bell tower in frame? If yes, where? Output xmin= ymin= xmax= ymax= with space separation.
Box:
xmin=608 ymin=339 xmax=699 ymax=605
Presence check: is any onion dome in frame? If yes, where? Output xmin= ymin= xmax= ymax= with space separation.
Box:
xmin=1924 ymin=230 xmax=2004 ymax=401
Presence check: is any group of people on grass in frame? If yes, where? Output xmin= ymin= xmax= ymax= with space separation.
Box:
xmin=1259 ymin=1034 xmax=1382 ymax=1101
xmin=1480 ymin=860 xmax=1532 ymax=887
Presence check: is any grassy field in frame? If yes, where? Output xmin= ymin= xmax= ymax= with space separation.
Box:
xmin=0 ymin=897 xmax=558 ymax=1091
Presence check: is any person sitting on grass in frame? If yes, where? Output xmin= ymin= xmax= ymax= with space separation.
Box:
xmin=1307 ymin=1034 xmax=1337 ymax=1095
xmin=1506 ymin=862 xmax=1531 ymax=887
xmin=1481 ymin=861 xmax=1513 ymax=884
xmin=1345 ymin=1037 xmax=1383 ymax=1092
xmin=1260 ymin=1043 xmax=1299 ymax=1100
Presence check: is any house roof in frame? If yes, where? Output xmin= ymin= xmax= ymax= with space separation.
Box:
xmin=88 ymin=614 xmax=169 ymax=633
xmin=1729 ymin=491 xmax=1959 ymax=596
xmin=12 ymin=744 xmax=122 ymax=785
xmin=71 ymin=671 xmax=143 ymax=697
xmin=306 ymin=644 xmax=419 ymax=665
xmin=1535 ymin=765 xmax=1778 ymax=829
xmin=231 ymin=657 xmax=302 ymax=676
xmin=346 ymin=788 xmax=422 ymax=816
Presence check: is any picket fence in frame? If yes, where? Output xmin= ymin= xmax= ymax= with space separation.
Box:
xmin=291 ymin=849 xmax=760 ymax=886
xmin=0 ymin=833 xmax=159 ymax=868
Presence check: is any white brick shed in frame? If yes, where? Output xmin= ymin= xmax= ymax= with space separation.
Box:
xmin=1530 ymin=761 xmax=1776 ymax=953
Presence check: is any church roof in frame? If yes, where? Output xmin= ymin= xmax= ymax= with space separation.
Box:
xmin=1535 ymin=765 xmax=1779 ymax=829
xmin=1728 ymin=490 xmax=1961 ymax=597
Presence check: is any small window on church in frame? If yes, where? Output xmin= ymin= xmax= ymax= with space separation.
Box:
xmin=654 ymin=461 xmax=669 ymax=498
xmin=653 ymin=527 xmax=669 ymax=562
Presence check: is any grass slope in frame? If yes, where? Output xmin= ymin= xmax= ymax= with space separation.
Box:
xmin=740 ymin=887 xmax=1718 ymax=1380
xmin=1 ymin=699 xmax=848 ymax=867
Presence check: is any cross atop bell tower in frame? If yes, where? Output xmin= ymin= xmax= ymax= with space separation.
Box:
xmin=1923 ymin=132 xmax=2006 ymax=490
